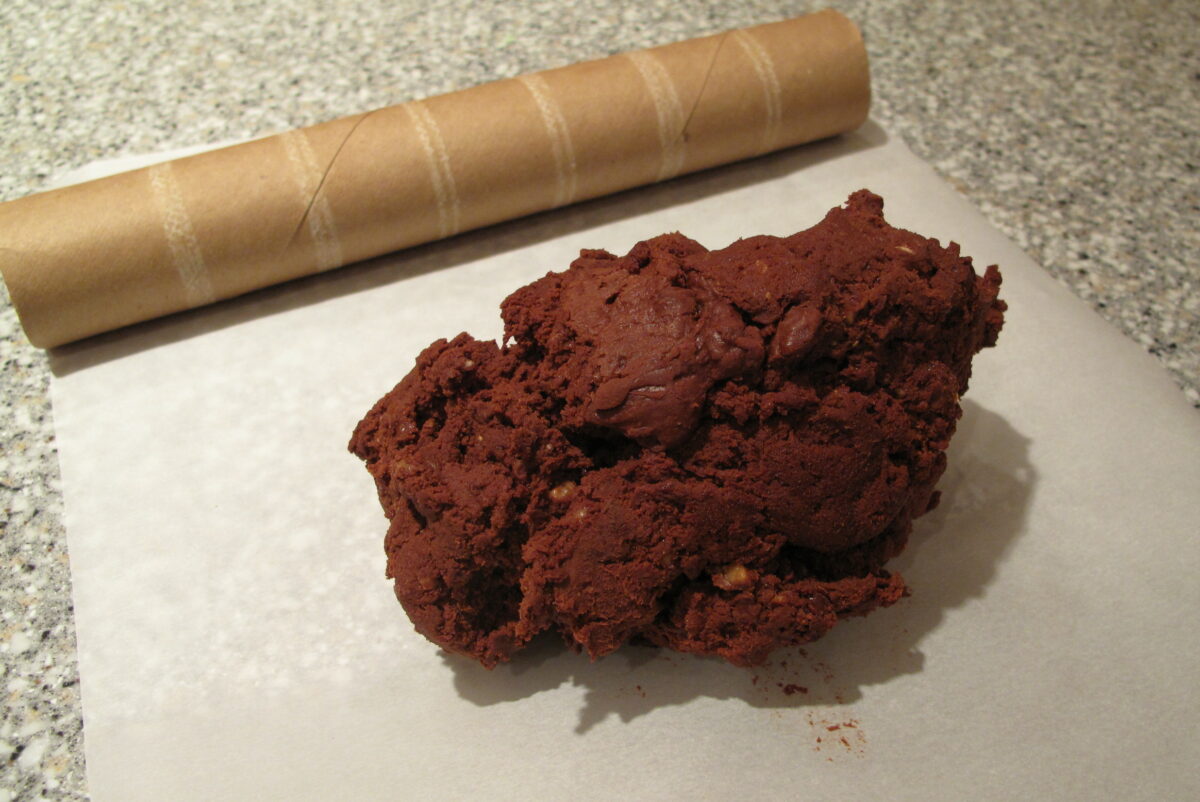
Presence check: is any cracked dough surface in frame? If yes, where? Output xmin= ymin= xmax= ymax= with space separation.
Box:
xmin=350 ymin=190 xmax=1005 ymax=667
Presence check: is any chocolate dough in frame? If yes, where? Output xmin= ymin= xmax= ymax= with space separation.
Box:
xmin=349 ymin=191 xmax=1005 ymax=667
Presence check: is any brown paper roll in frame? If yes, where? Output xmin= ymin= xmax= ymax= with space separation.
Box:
xmin=0 ymin=9 xmax=869 ymax=348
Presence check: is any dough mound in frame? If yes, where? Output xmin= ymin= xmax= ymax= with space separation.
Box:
xmin=350 ymin=191 xmax=1005 ymax=668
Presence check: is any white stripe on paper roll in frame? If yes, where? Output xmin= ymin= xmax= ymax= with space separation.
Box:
xmin=146 ymin=162 xmax=217 ymax=305
xmin=281 ymin=130 xmax=344 ymax=272
xmin=517 ymin=74 xmax=579 ymax=207
xmin=624 ymin=51 xmax=687 ymax=181
xmin=731 ymin=30 xmax=783 ymax=155
xmin=404 ymin=102 xmax=462 ymax=238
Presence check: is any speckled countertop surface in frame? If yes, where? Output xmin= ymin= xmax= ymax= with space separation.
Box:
xmin=1 ymin=1 xmax=1197 ymax=798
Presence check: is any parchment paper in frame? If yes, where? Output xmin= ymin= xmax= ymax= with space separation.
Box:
xmin=50 ymin=124 xmax=1200 ymax=801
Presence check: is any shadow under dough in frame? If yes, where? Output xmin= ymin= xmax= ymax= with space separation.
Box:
xmin=446 ymin=399 xmax=1035 ymax=733
xmin=49 ymin=122 xmax=888 ymax=376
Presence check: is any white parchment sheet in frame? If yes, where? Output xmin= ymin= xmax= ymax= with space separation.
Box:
xmin=49 ymin=124 xmax=1200 ymax=800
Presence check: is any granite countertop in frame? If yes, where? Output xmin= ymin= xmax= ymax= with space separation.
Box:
xmin=1 ymin=1 xmax=1196 ymax=799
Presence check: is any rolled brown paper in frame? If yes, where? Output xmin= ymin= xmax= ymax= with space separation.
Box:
xmin=0 ymin=9 xmax=869 ymax=348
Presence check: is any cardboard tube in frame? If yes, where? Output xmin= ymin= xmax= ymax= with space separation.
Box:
xmin=0 ymin=9 xmax=869 ymax=348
